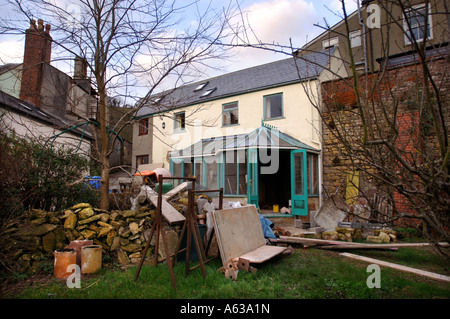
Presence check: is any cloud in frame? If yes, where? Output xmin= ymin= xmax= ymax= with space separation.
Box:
xmin=0 ymin=40 xmax=24 ymax=64
xmin=222 ymin=0 xmax=324 ymax=72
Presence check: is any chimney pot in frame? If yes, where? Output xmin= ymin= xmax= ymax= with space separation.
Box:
xmin=38 ymin=19 xmax=44 ymax=30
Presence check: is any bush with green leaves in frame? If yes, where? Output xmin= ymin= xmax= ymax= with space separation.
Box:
xmin=0 ymin=132 xmax=99 ymax=223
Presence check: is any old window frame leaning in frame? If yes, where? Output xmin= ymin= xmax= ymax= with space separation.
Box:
xmin=135 ymin=154 xmax=149 ymax=170
xmin=403 ymin=3 xmax=433 ymax=45
xmin=222 ymin=101 xmax=239 ymax=126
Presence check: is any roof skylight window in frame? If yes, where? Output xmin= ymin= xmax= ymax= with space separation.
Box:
xmin=20 ymin=103 xmax=32 ymax=111
xmin=194 ymin=81 xmax=209 ymax=92
xmin=200 ymin=87 xmax=216 ymax=98
xmin=37 ymin=110 xmax=50 ymax=118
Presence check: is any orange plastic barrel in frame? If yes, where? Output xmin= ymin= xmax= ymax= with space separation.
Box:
xmin=81 ymin=245 xmax=102 ymax=274
xmin=54 ymin=249 xmax=77 ymax=278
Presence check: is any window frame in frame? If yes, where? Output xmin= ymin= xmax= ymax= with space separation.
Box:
xmin=135 ymin=154 xmax=149 ymax=170
xmin=263 ymin=93 xmax=284 ymax=120
xmin=222 ymin=101 xmax=239 ymax=127
xmin=403 ymin=3 xmax=433 ymax=45
xmin=322 ymin=36 xmax=339 ymax=50
xmin=138 ymin=118 xmax=149 ymax=136
xmin=349 ymin=30 xmax=361 ymax=48
xmin=173 ymin=111 xmax=186 ymax=132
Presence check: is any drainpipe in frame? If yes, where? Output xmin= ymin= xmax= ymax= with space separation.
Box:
xmin=358 ymin=1 xmax=369 ymax=79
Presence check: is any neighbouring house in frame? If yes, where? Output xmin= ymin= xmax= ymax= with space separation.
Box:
xmin=0 ymin=89 xmax=93 ymax=154
xmin=132 ymin=48 xmax=347 ymax=221
xmin=0 ymin=19 xmax=98 ymax=127
xmin=301 ymin=0 xmax=449 ymax=225
xmin=0 ymin=19 xmax=133 ymax=185
xmin=298 ymin=0 xmax=449 ymax=74
xmin=0 ymin=19 xmax=97 ymax=152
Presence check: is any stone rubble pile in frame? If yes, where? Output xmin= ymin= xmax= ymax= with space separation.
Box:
xmin=292 ymin=226 xmax=397 ymax=243
xmin=1 ymin=192 xmax=218 ymax=274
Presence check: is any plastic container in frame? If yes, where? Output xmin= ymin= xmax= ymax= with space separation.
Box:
xmin=273 ymin=204 xmax=279 ymax=213
xmin=54 ymin=249 xmax=77 ymax=278
xmin=66 ymin=240 xmax=93 ymax=268
xmin=81 ymin=245 xmax=102 ymax=274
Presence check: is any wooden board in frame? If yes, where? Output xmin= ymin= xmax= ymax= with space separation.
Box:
xmin=239 ymin=245 xmax=286 ymax=263
xmin=276 ymin=236 xmax=359 ymax=246
xmin=163 ymin=182 xmax=188 ymax=201
xmin=145 ymin=187 xmax=185 ymax=224
xmin=340 ymin=252 xmax=450 ymax=283
xmin=213 ymin=205 xmax=280 ymax=266
xmin=320 ymin=242 xmax=449 ymax=250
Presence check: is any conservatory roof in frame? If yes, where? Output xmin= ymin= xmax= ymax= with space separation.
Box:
xmin=170 ymin=123 xmax=319 ymax=159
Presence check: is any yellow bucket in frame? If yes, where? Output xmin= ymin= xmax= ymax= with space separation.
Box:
xmin=273 ymin=204 xmax=279 ymax=213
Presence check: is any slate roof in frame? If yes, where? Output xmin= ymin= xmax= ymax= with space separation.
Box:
xmin=0 ymin=89 xmax=94 ymax=141
xmin=135 ymin=48 xmax=335 ymax=118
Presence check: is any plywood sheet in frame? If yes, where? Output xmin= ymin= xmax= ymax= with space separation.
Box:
xmin=239 ymin=245 xmax=286 ymax=263
xmin=212 ymin=205 xmax=266 ymax=265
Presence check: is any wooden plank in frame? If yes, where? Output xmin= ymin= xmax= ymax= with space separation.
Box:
xmin=239 ymin=245 xmax=287 ymax=264
xmin=145 ymin=187 xmax=185 ymax=224
xmin=163 ymin=182 xmax=188 ymax=201
xmin=320 ymin=242 xmax=449 ymax=250
xmin=340 ymin=252 xmax=450 ymax=283
xmin=276 ymin=236 xmax=360 ymax=246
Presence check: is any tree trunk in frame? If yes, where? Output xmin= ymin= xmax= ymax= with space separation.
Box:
xmin=98 ymin=85 xmax=110 ymax=210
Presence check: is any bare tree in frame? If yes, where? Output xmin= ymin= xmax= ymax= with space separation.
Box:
xmin=2 ymin=0 xmax=240 ymax=210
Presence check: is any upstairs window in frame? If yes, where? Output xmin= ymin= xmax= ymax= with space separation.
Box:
xmin=222 ymin=102 xmax=239 ymax=126
xmin=322 ymin=37 xmax=339 ymax=50
xmin=138 ymin=118 xmax=149 ymax=135
xmin=264 ymin=93 xmax=283 ymax=120
xmin=403 ymin=3 xmax=432 ymax=44
xmin=174 ymin=111 xmax=186 ymax=131
xmin=349 ymin=30 xmax=361 ymax=48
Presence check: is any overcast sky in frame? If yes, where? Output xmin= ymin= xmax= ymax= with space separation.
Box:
xmin=0 ymin=0 xmax=359 ymax=97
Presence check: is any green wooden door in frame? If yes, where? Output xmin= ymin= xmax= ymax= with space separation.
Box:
xmin=247 ymin=149 xmax=259 ymax=207
xmin=290 ymin=149 xmax=308 ymax=215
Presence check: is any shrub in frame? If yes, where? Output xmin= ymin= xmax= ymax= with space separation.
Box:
xmin=0 ymin=132 xmax=99 ymax=224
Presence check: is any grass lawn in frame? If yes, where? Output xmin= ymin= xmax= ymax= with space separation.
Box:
xmin=2 ymin=246 xmax=449 ymax=300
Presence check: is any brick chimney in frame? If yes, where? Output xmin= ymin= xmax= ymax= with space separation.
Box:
xmin=20 ymin=19 xmax=52 ymax=107
xmin=74 ymin=55 xmax=88 ymax=80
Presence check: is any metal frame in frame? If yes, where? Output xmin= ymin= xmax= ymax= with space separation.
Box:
xmin=134 ymin=175 xmax=223 ymax=290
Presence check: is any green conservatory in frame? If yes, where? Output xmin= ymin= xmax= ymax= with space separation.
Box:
xmin=169 ymin=123 xmax=320 ymax=216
